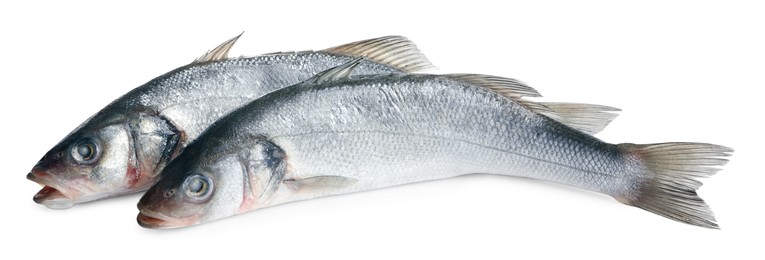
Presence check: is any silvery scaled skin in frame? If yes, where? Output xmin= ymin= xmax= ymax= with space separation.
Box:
xmin=27 ymin=35 xmax=434 ymax=209
xmin=137 ymin=61 xmax=731 ymax=229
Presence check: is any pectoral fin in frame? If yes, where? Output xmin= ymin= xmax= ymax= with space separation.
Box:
xmin=283 ymin=176 xmax=358 ymax=195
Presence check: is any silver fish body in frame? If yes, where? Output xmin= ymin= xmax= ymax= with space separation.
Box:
xmin=27 ymin=35 xmax=433 ymax=209
xmin=137 ymin=65 xmax=730 ymax=229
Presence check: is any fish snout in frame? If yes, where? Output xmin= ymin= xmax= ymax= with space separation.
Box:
xmin=34 ymin=148 xmax=67 ymax=169
xmin=137 ymin=186 xmax=202 ymax=229
xmin=136 ymin=187 xmax=173 ymax=228
xmin=136 ymin=184 xmax=168 ymax=211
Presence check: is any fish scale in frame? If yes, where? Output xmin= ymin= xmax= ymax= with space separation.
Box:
xmin=263 ymin=77 xmax=619 ymax=188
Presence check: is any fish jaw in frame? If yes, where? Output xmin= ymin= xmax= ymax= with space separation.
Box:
xmin=27 ymin=169 xmax=114 ymax=209
xmin=27 ymin=170 xmax=79 ymax=209
xmin=33 ymin=186 xmax=74 ymax=209
xmin=137 ymin=209 xmax=199 ymax=229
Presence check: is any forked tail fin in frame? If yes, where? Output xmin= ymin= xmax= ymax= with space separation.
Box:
xmin=616 ymin=142 xmax=733 ymax=229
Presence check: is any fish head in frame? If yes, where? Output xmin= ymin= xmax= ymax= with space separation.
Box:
xmin=28 ymin=112 xmax=180 ymax=209
xmin=28 ymin=120 xmax=133 ymax=209
xmin=137 ymin=139 xmax=285 ymax=229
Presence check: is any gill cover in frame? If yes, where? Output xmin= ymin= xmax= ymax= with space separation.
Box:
xmin=127 ymin=113 xmax=180 ymax=188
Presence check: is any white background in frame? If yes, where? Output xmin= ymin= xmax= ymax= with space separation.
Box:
xmin=1 ymin=1 xmax=762 ymax=259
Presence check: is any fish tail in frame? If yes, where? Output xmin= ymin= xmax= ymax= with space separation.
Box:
xmin=615 ymin=142 xmax=733 ymax=229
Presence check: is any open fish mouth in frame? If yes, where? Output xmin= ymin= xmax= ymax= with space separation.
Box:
xmin=137 ymin=209 xmax=199 ymax=229
xmin=27 ymin=171 xmax=77 ymax=209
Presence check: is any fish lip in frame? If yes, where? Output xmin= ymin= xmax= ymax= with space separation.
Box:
xmin=27 ymin=170 xmax=77 ymax=209
xmin=137 ymin=209 xmax=199 ymax=229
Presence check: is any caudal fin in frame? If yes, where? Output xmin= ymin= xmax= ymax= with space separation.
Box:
xmin=616 ymin=142 xmax=732 ymax=229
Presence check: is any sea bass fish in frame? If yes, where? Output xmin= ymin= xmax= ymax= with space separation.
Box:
xmin=136 ymin=59 xmax=731 ymax=229
xmin=27 ymin=35 xmax=434 ymax=209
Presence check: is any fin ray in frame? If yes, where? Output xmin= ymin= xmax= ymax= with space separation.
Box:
xmin=617 ymin=142 xmax=733 ymax=229
xmin=324 ymin=36 xmax=435 ymax=73
xmin=192 ymin=32 xmax=243 ymax=64
xmin=444 ymin=74 xmax=541 ymax=98
xmin=308 ymin=58 xmax=364 ymax=84
xmin=444 ymin=74 xmax=619 ymax=134
xmin=283 ymin=176 xmax=358 ymax=195
xmin=541 ymin=102 xmax=620 ymax=135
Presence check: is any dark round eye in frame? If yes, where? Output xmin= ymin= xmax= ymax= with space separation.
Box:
xmin=71 ymin=138 xmax=100 ymax=164
xmin=183 ymin=174 xmax=213 ymax=201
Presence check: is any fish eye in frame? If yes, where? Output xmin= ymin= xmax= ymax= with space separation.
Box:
xmin=183 ymin=174 xmax=213 ymax=202
xmin=70 ymin=138 xmax=100 ymax=164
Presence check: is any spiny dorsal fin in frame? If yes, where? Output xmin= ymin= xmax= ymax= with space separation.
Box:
xmin=192 ymin=32 xmax=243 ymax=64
xmin=324 ymin=36 xmax=435 ymax=73
xmin=306 ymin=57 xmax=364 ymax=85
xmin=444 ymin=74 xmax=620 ymax=134
xmin=541 ymin=102 xmax=620 ymax=135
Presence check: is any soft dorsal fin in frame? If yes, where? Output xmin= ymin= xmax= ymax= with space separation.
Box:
xmin=444 ymin=74 xmax=541 ymax=98
xmin=324 ymin=36 xmax=435 ymax=73
xmin=443 ymin=74 xmax=620 ymax=134
xmin=192 ymin=32 xmax=243 ymax=64
xmin=305 ymin=58 xmax=364 ymax=84
xmin=541 ymin=102 xmax=620 ymax=135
